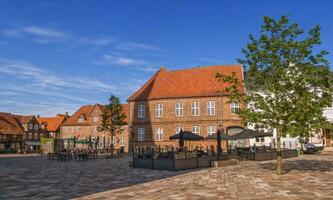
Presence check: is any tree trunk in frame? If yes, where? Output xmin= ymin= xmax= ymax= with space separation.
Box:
xmin=110 ymin=133 xmax=114 ymax=157
xmin=276 ymin=127 xmax=283 ymax=175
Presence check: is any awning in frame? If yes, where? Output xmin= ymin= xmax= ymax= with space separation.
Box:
xmin=25 ymin=141 xmax=41 ymax=146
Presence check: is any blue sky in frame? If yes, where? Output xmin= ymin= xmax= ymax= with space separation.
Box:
xmin=0 ymin=0 xmax=332 ymax=116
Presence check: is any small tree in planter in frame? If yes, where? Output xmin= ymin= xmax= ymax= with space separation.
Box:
xmin=217 ymin=16 xmax=332 ymax=175
xmin=99 ymin=95 xmax=127 ymax=157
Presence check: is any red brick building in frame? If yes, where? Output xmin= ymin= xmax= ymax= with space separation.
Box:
xmin=60 ymin=103 xmax=129 ymax=152
xmin=37 ymin=114 xmax=68 ymax=139
xmin=0 ymin=112 xmax=24 ymax=151
xmin=0 ymin=112 xmax=46 ymax=152
xmin=128 ymin=65 xmax=245 ymax=150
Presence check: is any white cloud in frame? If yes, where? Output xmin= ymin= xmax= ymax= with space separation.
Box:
xmin=0 ymin=58 xmax=117 ymax=92
xmin=0 ymin=58 xmax=135 ymax=115
xmin=78 ymin=37 xmax=115 ymax=46
xmin=115 ymin=42 xmax=160 ymax=52
xmin=0 ymin=100 xmax=80 ymax=116
xmin=22 ymin=26 xmax=68 ymax=38
xmin=102 ymin=54 xmax=147 ymax=66
xmin=94 ymin=53 xmax=159 ymax=72
xmin=0 ymin=84 xmax=94 ymax=103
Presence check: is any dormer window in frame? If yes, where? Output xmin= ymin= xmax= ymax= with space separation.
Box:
xmin=78 ymin=114 xmax=86 ymax=122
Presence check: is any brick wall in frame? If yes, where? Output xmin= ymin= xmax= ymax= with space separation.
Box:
xmin=60 ymin=106 xmax=129 ymax=152
xmin=129 ymin=96 xmax=243 ymax=150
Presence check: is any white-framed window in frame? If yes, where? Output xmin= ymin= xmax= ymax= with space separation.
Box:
xmin=191 ymin=102 xmax=200 ymax=116
xmin=138 ymin=128 xmax=145 ymax=141
xmin=34 ymin=124 xmax=38 ymax=130
xmin=120 ymin=138 xmax=125 ymax=146
xmin=256 ymin=137 xmax=265 ymax=143
xmin=192 ymin=125 xmax=200 ymax=135
xmin=156 ymin=127 xmax=163 ymax=141
xmin=207 ymin=126 xmax=216 ymax=136
xmin=230 ymin=102 xmax=239 ymax=114
xmin=28 ymin=123 xmax=33 ymax=130
xmin=111 ymin=137 xmax=116 ymax=145
xmin=175 ymin=102 xmax=184 ymax=116
xmin=254 ymin=124 xmax=265 ymax=132
xmin=138 ymin=104 xmax=145 ymax=118
xmin=155 ymin=103 xmax=163 ymax=117
xmin=207 ymin=101 xmax=216 ymax=116
xmin=93 ymin=116 xmax=99 ymax=122
xmin=175 ymin=126 xmax=182 ymax=134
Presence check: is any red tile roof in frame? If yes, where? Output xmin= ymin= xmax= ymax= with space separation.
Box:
xmin=62 ymin=103 xmax=128 ymax=126
xmin=37 ymin=115 xmax=67 ymax=132
xmin=62 ymin=105 xmax=96 ymax=126
xmin=128 ymin=65 xmax=244 ymax=101
xmin=12 ymin=115 xmax=34 ymax=124
xmin=0 ymin=112 xmax=24 ymax=135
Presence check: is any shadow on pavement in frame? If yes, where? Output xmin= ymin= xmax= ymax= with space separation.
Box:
xmin=257 ymin=154 xmax=333 ymax=174
xmin=0 ymin=155 xmax=202 ymax=200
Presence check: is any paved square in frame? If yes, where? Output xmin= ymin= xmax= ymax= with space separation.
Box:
xmin=0 ymin=153 xmax=332 ymax=200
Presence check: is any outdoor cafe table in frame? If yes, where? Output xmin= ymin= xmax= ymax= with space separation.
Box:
xmin=57 ymin=152 xmax=72 ymax=161
xmin=77 ymin=152 xmax=88 ymax=161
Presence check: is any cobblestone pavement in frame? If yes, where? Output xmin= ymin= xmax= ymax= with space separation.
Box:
xmin=1 ymin=153 xmax=333 ymax=200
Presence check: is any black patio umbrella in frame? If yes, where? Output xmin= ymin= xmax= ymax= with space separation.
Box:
xmin=169 ymin=130 xmax=204 ymax=141
xmin=170 ymin=130 xmax=204 ymax=151
xmin=205 ymin=131 xmax=232 ymax=140
xmin=230 ymin=129 xmax=272 ymax=140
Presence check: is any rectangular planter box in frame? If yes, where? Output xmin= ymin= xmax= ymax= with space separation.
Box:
xmin=153 ymin=159 xmax=174 ymax=170
xmin=133 ymin=158 xmax=152 ymax=169
xmin=282 ymin=150 xmax=297 ymax=158
xmin=174 ymin=158 xmax=197 ymax=170
xmin=255 ymin=150 xmax=297 ymax=161
xmin=197 ymin=156 xmax=211 ymax=168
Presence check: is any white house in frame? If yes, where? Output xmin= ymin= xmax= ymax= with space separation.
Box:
xmin=246 ymin=92 xmax=331 ymax=150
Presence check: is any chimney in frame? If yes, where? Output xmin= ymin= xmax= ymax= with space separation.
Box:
xmin=37 ymin=115 xmax=40 ymax=118
xmin=65 ymin=112 xmax=69 ymax=117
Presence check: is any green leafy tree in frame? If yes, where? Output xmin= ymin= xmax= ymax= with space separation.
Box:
xmin=217 ymin=16 xmax=332 ymax=175
xmin=99 ymin=95 xmax=127 ymax=156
